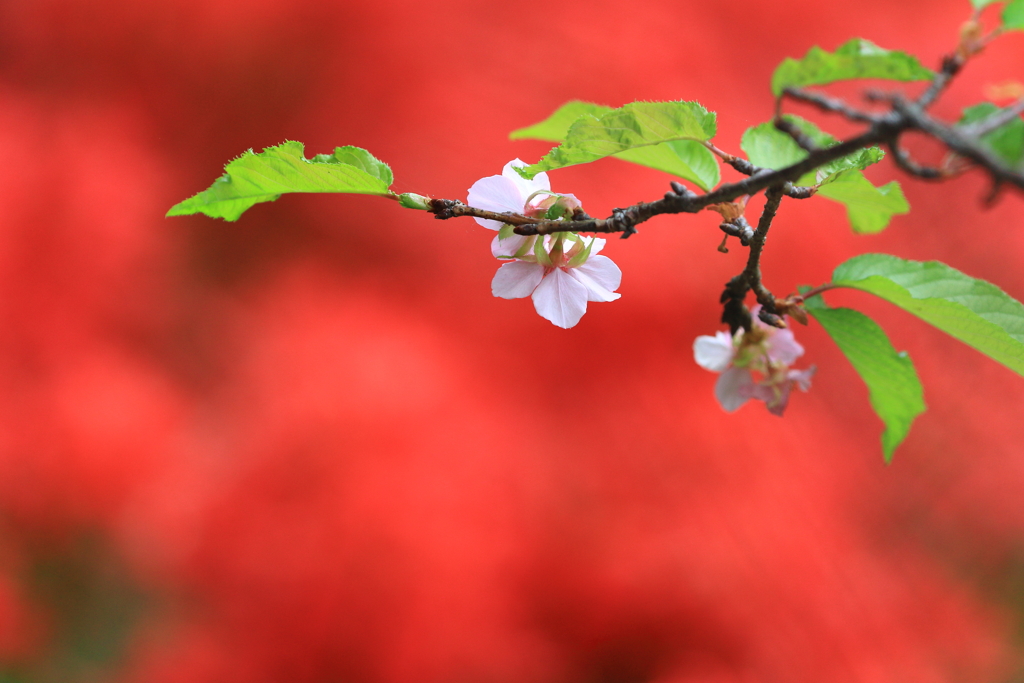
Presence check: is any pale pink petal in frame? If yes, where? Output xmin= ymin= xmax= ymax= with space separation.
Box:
xmin=714 ymin=367 xmax=753 ymax=412
xmin=750 ymin=381 xmax=791 ymax=417
xmin=766 ymin=328 xmax=804 ymax=365
xmin=587 ymin=237 xmax=607 ymax=256
xmin=503 ymin=159 xmax=550 ymax=200
xmin=570 ymin=255 xmax=621 ymax=301
xmin=491 ymin=233 xmax=529 ymax=259
xmin=492 ymin=261 xmax=544 ymax=299
xmin=787 ymin=365 xmax=817 ymax=392
xmin=693 ymin=331 xmax=735 ymax=372
xmin=531 ymin=268 xmax=589 ymax=328
xmin=467 ymin=175 xmax=526 ymax=230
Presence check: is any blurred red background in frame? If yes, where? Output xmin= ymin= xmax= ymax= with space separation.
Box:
xmin=0 ymin=0 xmax=1023 ymax=680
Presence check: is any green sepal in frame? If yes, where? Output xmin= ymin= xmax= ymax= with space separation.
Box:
xmin=534 ymin=235 xmax=553 ymax=267
xmin=771 ymin=38 xmax=934 ymax=97
xmin=497 ymin=224 xmax=517 ymax=240
xmin=566 ymin=236 xmax=595 ymax=268
xmin=168 ymin=141 xmax=395 ymax=222
xmin=515 ymin=101 xmax=720 ymax=191
xmin=829 ymin=254 xmax=1024 ymax=375
xmin=803 ymin=294 xmax=925 ymax=463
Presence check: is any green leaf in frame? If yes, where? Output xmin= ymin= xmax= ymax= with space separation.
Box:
xmin=167 ymin=141 xmax=394 ymax=221
xmin=958 ymin=103 xmax=1024 ymax=166
xmin=740 ymin=115 xmax=884 ymax=185
xmin=771 ymin=38 xmax=934 ymax=97
xmin=804 ymin=296 xmax=925 ymax=463
xmin=1004 ymin=0 xmax=1024 ymax=28
xmin=829 ymin=254 xmax=1024 ymax=375
xmin=815 ymin=170 xmax=909 ymax=234
xmin=972 ymin=0 xmax=1001 ymax=8
xmin=517 ymin=101 xmax=720 ymax=190
xmin=510 ymin=101 xmax=612 ymax=141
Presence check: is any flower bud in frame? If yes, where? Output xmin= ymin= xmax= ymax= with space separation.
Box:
xmin=398 ymin=193 xmax=432 ymax=211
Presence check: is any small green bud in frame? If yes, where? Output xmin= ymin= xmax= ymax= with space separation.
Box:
xmin=398 ymin=193 xmax=432 ymax=211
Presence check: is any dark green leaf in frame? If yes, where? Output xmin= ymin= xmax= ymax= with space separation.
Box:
xmin=771 ymin=38 xmax=934 ymax=97
xmin=517 ymin=101 xmax=720 ymax=190
xmin=815 ymin=170 xmax=909 ymax=234
xmin=804 ymin=297 xmax=925 ymax=463
xmin=829 ymin=254 xmax=1024 ymax=375
xmin=167 ymin=141 xmax=394 ymax=221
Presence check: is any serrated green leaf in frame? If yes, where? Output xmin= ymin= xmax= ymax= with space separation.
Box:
xmin=740 ymin=115 xmax=884 ymax=185
xmin=510 ymin=101 xmax=613 ymax=141
xmin=167 ymin=141 xmax=394 ymax=221
xmin=829 ymin=254 xmax=1024 ymax=375
xmin=958 ymin=103 xmax=1024 ymax=166
xmin=804 ymin=297 xmax=925 ymax=463
xmin=517 ymin=101 xmax=720 ymax=190
xmin=1004 ymin=0 xmax=1024 ymax=28
xmin=815 ymin=170 xmax=909 ymax=234
xmin=771 ymin=38 xmax=934 ymax=97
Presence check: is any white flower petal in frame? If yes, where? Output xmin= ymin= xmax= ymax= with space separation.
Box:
xmin=715 ymin=367 xmax=753 ymax=412
xmin=492 ymin=261 xmax=544 ymax=299
xmin=587 ymin=237 xmax=607 ymax=256
xmin=467 ymin=175 xmax=526 ymax=230
xmin=532 ymin=268 xmax=589 ymax=328
xmin=571 ymin=255 xmax=621 ymax=301
xmin=503 ymin=159 xmax=550 ymax=200
xmin=491 ymin=233 xmax=529 ymax=260
xmin=693 ymin=331 xmax=735 ymax=372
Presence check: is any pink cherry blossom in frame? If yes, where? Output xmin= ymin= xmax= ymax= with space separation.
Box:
xmin=467 ymin=159 xmax=581 ymax=260
xmin=469 ymin=160 xmax=619 ymax=329
xmin=693 ymin=307 xmax=815 ymax=416
xmin=491 ymin=234 xmax=621 ymax=329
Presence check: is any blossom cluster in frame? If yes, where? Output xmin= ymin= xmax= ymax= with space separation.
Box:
xmin=467 ymin=160 xmax=622 ymax=329
xmin=693 ymin=308 xmax=816 ymax=416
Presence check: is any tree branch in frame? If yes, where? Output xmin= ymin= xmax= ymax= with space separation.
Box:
xmin=743 ymin=185 xmax=786 ymax=325
xmin=781 ymin=87 xmax=881 ymax=123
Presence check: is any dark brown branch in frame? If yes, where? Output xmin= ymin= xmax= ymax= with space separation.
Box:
xmin=703 ymin=142 xmax=817 ymax=198
xmin=427 ymin=199 xmax=543 ymax=225
xmin=507 ymin=126 xmax=889 ymax=236
xmin=891 ymin=97 xmax=1024 ymax=191
xmin=743 ymin=185 xmax=786 ymax=324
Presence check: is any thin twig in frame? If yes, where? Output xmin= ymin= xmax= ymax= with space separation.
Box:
xmin=887 ymin=139 xmax=944 ymax=180
xmin=782 ymin=87 xmax=881 ymax=123
xmin=917 ymin=54 xmax=964 ymax=108
xmin=958 ymin=97 xmax=1024 ymax=137
xmin=774 ymin=117 xmax=821 ymax=153
xmin=892 ymin=97 xmax=1024 ymax=191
